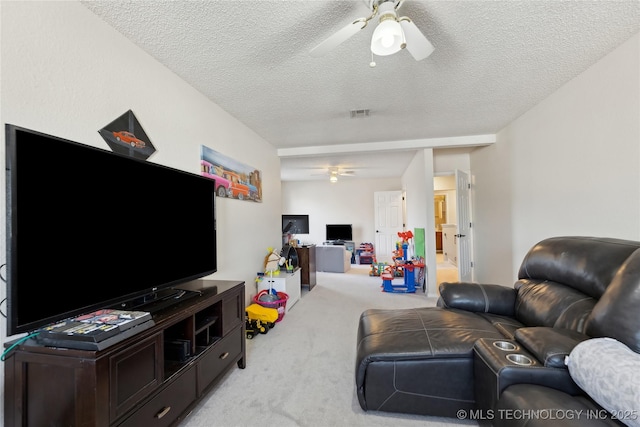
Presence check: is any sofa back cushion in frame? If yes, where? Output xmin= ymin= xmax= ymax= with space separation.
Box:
xmin=586 ymin=248 xmax=640 ymax=353
xmin=518 ymin=236 xmax=640 ymax=299
xmin=514 ymin=279 xmax=596 ymax=332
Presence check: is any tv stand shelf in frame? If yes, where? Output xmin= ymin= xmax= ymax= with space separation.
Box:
xmin=4 ymin=279 xmax=245 ymax=427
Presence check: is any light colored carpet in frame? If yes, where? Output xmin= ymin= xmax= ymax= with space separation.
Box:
xmin=181 ymin=265 xmax=477 ymax=427
xmin=437 ymin=253 xmax=459 ymax=285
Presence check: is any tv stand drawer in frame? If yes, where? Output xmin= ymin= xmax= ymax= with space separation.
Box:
xmin=118 ymin=366 xmax=196 ymax=427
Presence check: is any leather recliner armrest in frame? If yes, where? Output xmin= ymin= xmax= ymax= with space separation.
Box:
xmin=437 ymin=282 xmax=516 ymax=316
xmin=515 ymin=327 xmax=590 ymax=368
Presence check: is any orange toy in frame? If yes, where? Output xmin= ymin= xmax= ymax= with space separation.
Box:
xmin=397 ymin=230 xmax=413 ymax=243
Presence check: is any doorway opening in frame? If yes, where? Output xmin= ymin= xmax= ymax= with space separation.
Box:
xmin=434 ymin=176 xmax=459 ymax=284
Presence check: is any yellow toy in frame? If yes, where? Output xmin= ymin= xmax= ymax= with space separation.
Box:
xmin=245 ymin=303 xmax=278 ymax=339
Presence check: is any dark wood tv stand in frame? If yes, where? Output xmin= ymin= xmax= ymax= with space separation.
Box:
xmin=296 ymin=245 xmax=316 ymax=290
xmin=4 ymin=279 xmax=245 ymax=427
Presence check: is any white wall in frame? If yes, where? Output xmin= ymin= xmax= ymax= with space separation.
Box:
xmin=434 ymin=150 xmax=471 ymax=173
xmin=281 ymin=177 xmax=401 ymax=246
xmin=471 ymin=31 xmax=640 ymax=284
xmin=0 ymin=1 xmax=283 ymax=411
xmin=401 ymin=149 xmax=437 ymax=295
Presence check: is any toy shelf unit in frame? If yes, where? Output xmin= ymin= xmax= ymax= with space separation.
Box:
xmin=356 ymin=243 xmax=375 ymax=265
xmin=4 ymin=280 xmax=245 ymax=427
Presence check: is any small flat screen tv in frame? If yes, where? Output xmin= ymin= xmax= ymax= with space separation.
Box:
xmin=326 ymin=224 xmax=352 ymax=242
xmin=5 ymin=124 xmax=217 ymax=336
xmin=282 ymin=214 xmax=309 ymax=234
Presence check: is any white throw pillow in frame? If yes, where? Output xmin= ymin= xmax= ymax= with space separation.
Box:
xmin=566 ymin=338 xmax=640 ymax=427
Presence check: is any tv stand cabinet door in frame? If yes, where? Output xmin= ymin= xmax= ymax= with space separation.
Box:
xmin=4 ymin=350 xmax=107 ymax=427
xmin=222 ymin=289 xmax=243 ymax=335
xmin=110 ymin=333 xmax=164 ymax=422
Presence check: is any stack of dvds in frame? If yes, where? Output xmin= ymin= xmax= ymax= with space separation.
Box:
xmin=37 ymin=309 xmax=154 ymax=350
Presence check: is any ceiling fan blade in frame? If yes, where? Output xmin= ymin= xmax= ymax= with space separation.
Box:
xmin=310 ymin=18 xmax=368 ymax=57
xmin=399 ymin=18 xmax=434 ymax=61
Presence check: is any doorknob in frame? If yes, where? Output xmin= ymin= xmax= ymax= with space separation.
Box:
xmin=454 ymin=234 xmax=466 ymax=238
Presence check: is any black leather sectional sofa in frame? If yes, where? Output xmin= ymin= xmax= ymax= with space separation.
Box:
xmin=356 ymin=236 xmax=640 ymax=426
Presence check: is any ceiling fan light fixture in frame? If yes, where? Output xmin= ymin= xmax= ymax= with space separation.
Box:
xmin=371 ymin=3 xmax=405 ymax=56
xmin=329 ymin=174 xmax=338 ymax=183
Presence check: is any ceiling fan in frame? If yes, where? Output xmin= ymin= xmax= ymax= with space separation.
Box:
xmin=309 ymin=0 xmax=434 ymax=61
xmin=328 ymin=167 xmax=355 ymax=183
xmin=311 ymin=166 xmax=357 ymax=183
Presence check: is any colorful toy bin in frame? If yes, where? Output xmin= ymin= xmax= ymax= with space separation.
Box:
xmin=253 ymin=290 xmax=288 ymax=322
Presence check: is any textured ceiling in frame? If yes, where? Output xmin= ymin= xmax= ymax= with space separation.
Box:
xmin=82 ymin=0 xmax=640 ymax=181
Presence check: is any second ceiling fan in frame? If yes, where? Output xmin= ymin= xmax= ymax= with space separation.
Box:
xmin=310 ymin=166 xmax=357 ymax=183
xmin=310 ymin=0 xmax=434 ymax=61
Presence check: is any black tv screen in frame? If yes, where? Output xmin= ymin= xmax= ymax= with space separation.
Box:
xmin=5 ymin=124 xmax=217 ymax=335
xmin=326 ymin=224 xmax=352 ymax=242
xmin=282 ymin=214 xmax=309 ymax=234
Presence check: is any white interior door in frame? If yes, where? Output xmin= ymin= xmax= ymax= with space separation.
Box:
xmin=374 ymin=191 xmax=404 ymax=263
xmin=455 ymin=170 xmax=473 ymax=282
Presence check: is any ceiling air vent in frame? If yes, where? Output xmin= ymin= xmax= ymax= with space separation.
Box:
xmin=350 ymin=109 xmax=370 ymax=119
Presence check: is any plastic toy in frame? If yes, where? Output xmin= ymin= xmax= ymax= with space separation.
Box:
xmin=245 ymin=303 xmax=278 ymax=339
xmin=398 ymin=230 xmax=413 ymax=243
xmin=264 ymin=247 xmax=285 ymax=274
xmin=381 ymin=260 xmax=425 ymax=293
xmin=381 ymin=230 xmax=425 ymax=293
xmin=370 ymin=262 xmax=386 ymax=276
xmin=246 ymin=303 xmax=278 ymax=325
xmin=245 ymin=317 xmax=266 ymax=339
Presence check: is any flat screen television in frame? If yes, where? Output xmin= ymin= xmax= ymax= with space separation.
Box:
xmin=5 ymin=124 xmax=217 ymax=336
xmin=282 ymin=214 xmax=309 ymax=234
xmin=326 ymin=224 xmax=352 ymax=242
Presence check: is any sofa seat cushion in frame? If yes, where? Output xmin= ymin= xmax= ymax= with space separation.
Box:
xmin=495 ymin=384 xmax=623 ymax=427
xmin=355 ymin=307 xmax=505 ymax=417
xmin=357 ymin=307 xmax=505 ymax=360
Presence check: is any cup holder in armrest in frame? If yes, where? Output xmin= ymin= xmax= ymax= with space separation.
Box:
xmin=506 ymin=353 xmax=534 ymax=366
xmin=492 ymin=340 xmax=517 ymax=351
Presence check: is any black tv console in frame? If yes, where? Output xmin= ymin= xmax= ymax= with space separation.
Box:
xmin=4 ymin=279 xmax=245 ymax=427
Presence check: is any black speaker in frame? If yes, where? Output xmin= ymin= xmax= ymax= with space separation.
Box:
xmin=165 ymin=339 xmax=191 ymax=362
